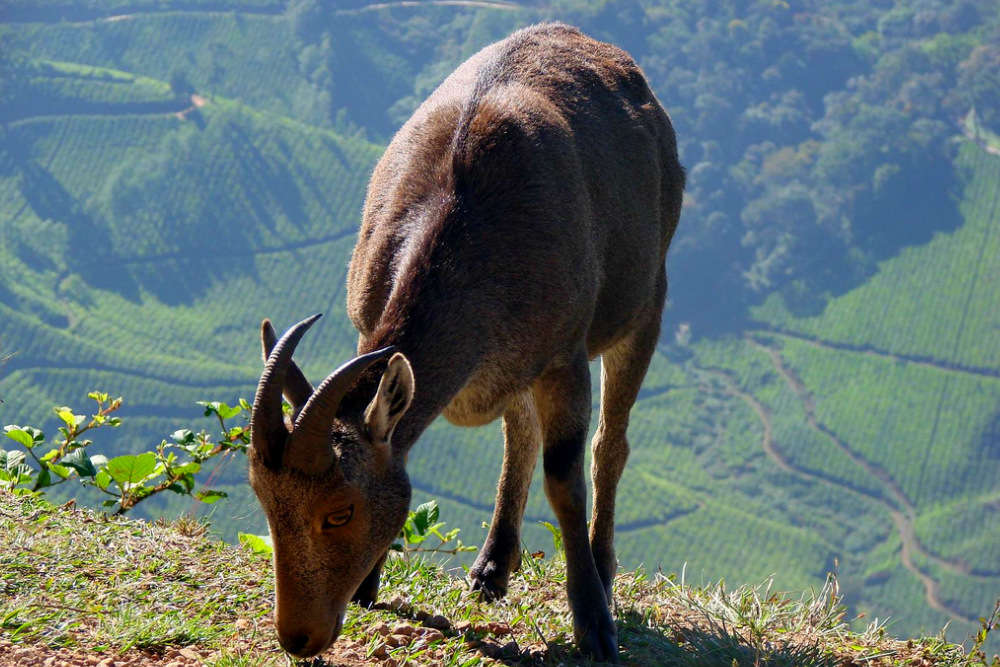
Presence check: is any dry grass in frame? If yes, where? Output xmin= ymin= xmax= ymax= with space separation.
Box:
xmin=0 ymin=490 xmax=988 ymax=666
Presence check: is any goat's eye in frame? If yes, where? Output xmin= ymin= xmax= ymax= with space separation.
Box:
xmin=323 ymin=505 xmax=354 ymax=529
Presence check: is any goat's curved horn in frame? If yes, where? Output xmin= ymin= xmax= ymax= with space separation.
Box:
xmin=292 ymin=346 xmax=397 ymax=448
xmin=251 ymin=314 xmax=322 ymax=467
xmin=261 ymin=319 xmax=314 ymax=419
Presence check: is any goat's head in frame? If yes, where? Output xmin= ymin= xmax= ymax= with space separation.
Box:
xmin=248 ymin=315 xmax=414 ymax=658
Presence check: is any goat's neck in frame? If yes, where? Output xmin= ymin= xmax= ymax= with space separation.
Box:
xmin=357 ymin=319 xmax=478 ymax=452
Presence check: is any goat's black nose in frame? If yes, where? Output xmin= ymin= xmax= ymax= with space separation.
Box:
xmin=279 ymin=633 xmax=310 ymax=656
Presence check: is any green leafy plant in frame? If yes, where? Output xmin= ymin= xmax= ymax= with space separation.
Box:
xmin=1 ymin=392 xmax=251 ymax=515
xmin=392 ymin=500 xmax=476 ymax=556
xmin=966 ymin=599 xmax=1000 ymax=667
xmin=539 ymin=520 xmax=564 ymax=559
xmin=237 ymin=531 xmax=273 ymax=556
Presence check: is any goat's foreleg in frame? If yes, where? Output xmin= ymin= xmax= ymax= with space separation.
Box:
xmin=470 ymin=391 xmax=541 ymax=600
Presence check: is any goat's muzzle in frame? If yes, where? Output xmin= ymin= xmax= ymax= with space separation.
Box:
xmin=276 ymin=612 xmax=343 ymax=658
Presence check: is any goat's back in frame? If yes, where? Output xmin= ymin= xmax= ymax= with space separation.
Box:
xmin=348 ymin=23 xmax=683 ymax=406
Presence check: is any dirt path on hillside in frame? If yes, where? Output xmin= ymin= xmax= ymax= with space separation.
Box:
xmin=9 ymin=94 xmax=207 ymax=126
xmin=737 ymin=338 xmax=981 ymax=623
xmin=704 ymin=366 xmax=885 ymax=502
xmin=175 ymin=93 xmax=206 ymax=119
xmin=961 ymin=115 xmax=1000 ymax=156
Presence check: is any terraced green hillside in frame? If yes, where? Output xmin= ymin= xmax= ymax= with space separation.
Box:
xmin=1 ymin=0 xmax=998 ymax=653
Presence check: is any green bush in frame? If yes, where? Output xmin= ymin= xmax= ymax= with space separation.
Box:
xmin=1 ymin=391 xmax=250 ymax=515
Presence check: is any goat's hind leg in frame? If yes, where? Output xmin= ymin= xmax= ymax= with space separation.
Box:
xmin=591 ymin=271 xmax=665 ymax=600
xmin=470 ymin=391 xmax=541 ymax=600
xmin=535 ymin=352 xmax=618 ymax=662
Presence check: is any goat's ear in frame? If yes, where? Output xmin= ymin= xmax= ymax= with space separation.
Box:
xmin=363 ymin=353 xmax=414 ymax=444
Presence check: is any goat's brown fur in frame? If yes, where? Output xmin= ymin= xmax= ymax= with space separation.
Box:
xmin=250 ymin=23 xmax=683 ymax=662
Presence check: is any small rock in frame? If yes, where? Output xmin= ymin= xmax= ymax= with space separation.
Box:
xmin=453 ymin=620 xmax=472 ymax=633
xmin=178 ymin=648 xmax=201 ymax=661
xmin=423 ymin=614 xmax=450 ymax=631
xmin=388 ymin=596 xmax=411 ymax=614
xmin=386 ymin=633 xmax=411 ymax=647
xmin=96 ymin=659 xmax=116 ymax=667
xmin=417 ymin=627 xmax=445 ymax=642
xmin=234 ymin=618 xmax=251 ymax=630
xmin=483 ymin=621 xmax=511 ymax=636
xmin=392 ymin=622 xmax=415 ymax=636
xmin=371 ymin=621 xmax=392 ymax=636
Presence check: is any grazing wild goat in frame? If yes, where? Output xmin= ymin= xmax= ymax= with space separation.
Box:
xmin=249 ymin=23 xmax=683 ymax=662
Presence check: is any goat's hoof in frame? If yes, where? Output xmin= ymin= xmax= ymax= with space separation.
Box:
xmin=469 ymin=560 xmax=509 ymax=602
xmin=574 ymin=607 xmax=619 ymax=663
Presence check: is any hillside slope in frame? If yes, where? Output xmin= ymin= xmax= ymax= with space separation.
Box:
xmin=2 ymin=491 xmax=992 ymax=666
xmin=1 ymin=0 xmax=998 ymax=652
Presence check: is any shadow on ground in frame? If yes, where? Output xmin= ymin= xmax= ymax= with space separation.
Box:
xmin=301 ymin=605 xmax=840 ymax=667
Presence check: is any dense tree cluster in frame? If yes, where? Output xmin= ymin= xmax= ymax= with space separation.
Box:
xmin=4 ymin=0 xmax=997 ymax=330
xmin=284 ymin=0 xmax=999 ymax=329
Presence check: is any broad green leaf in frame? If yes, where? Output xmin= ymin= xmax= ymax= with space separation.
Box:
xmin=198 ymin=401 xmax=239 ymax=419
xmin=35 ymin=466 xmax=51 ymax=488
xmin=4 ymin=428 xmax=35 ymax=449
xmin=238 ymin=533 xmax=273 ymax=555
xmin=94 ymin=469 xmax=111 ymax=490
xmin=105 ymin=452 xmax=156 ymax=485
xmin=411 ymin=500 xmax=439 ymax=534
xmin=89 ymin=454 xmax=108 ymax=467
xmin=217 ymin=403 xmax=241 ymax=420
xmin=48 ymin=464 xmax=71 ymax=479
xmin=62 ymin=448 xmax=97 ymax=477
xmin=195 ymin=489 xmax=227 ymax=504
xmin=55 ymin=408 xmax=85 ymax=429
xmin=172 ymin=462 xmax=200 ymax=475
